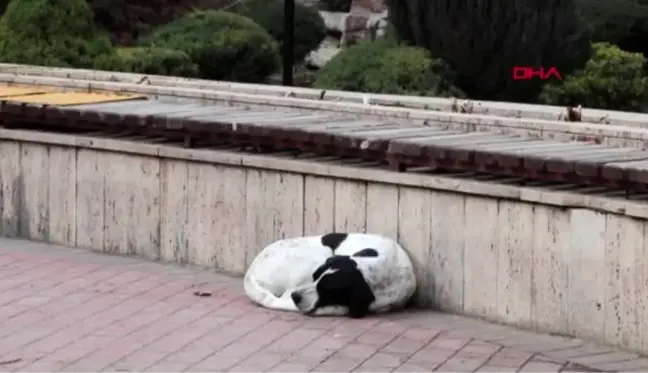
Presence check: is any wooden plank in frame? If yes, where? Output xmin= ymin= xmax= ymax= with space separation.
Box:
xmin=5 ymin=92 xmax=145 ymax=106
xmin=443 ymin=137 xmax=534 ymax=162
xmin=334 ymin=127 xmax=448 ymax=151
xmin=161 ymin=107 xmax=249 ymax=118
xmin=546 ymin=149 xmax=648 ymax=175
xmin=151 ymin=107 xmax=251 ymax=130
xmin=70 ymin=100 xmax=152 ymax=110
xmin=336 ymin=126 xmax=444 ymax=139
xmin=387 ymin=132 xmax=479 ymax=157
xmin=602 ymin=159 xmax=648 ymax=183
xmin=76 ymin=102 xmax=197 ymax=115
xmin=394 ymin=131 xmax=489 ymax=145
xmin=232 ymin=114 xmax=334 ymax=126
xmin=495 ymin=143 xmax=597 ymax=168
xmin=574 ymin=151 xmax=648 ymax=178
xmin=327 ymin=123 xmax=404 ymax=133
xmin=0 ymin=86 xmax=49 ymax=97
xmin=524 ymin=145 xmax=613 ymax=172
xmin=473 ymin=139 xmax=548 ymax=165
xmin=213 ymin=111 xmax=302 ymax=122
xmin=297 ymin=119 xmax=382 ymax=131
xmin=420 ymin=134 xmax=519 ymax=161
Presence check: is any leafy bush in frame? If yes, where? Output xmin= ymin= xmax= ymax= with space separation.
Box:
xmin=0 ymin=0 xmax=114 ymax=68
xmin=94 ymin=47 xmax=199 ymax=77
xmin=539 ymin=43 xmax=648 ymax=111
xmin=231 ymin=0 xmax=327 ymax=63
xmin=314 ymin=40 xmax=464 ymax=97
xmin=319 ymin=0 xmax=351 ymax=12
xmin=87 ymin=0 xmax=237 ymax=45
xmin=139 ymin=10 xmax=280 ymax=83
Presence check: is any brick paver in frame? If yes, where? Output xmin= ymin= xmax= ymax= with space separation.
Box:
xmin=0 ymin=238 xmax=644 ymax=372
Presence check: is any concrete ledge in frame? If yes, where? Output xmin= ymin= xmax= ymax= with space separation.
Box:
xmin=1 ymin=128 xmax=644 ymax=219
xmin=1 ymin=63 xmax=646 ymax=127
xmin=3 ymin=73 xmax=648 ymax=150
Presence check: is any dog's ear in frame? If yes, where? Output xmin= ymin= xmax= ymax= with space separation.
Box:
xmin=347 ymin=271 xmax=376 ymax=318
xmin=312 ymin=255 xmax=352 ymax=281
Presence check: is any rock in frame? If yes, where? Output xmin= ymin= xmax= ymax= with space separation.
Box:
xmin=319 ymin=9 xmax=388 ymax=46
xmin=305 ymin=37 xmax=342 ymax=68
xmin=319 ymin=10 xmax=348 ymax=33
xmin=351 ymin=0 xmax=386 ymax=12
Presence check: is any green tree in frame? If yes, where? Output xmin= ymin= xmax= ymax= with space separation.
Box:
xmin=0 ymin=0 xmax=114 ymax=68
xmin=388 ymin=0 xmax=592 ymax=102
xmin=577 ymin=0 xmax=648 ymax=57
xmin=539 ymin=43 xmax=648 ymax=111
xmin=139 ymin=10 xmax=280 ymax=83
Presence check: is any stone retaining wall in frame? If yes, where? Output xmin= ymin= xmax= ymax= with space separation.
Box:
xmin=0 ymin=129 xmax=647 ymax=354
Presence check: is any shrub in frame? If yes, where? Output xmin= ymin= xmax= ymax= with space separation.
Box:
xmin=539 ymin=43 xmax=648 ymax=111
xmin=388 ymin=0 xmax=592 ymax=103
xmin=0 ymin=0 xmax=114 ymax=68
xmin=231 ymin=0 xmax=327 ymax=63
xmin=314 ymin=40 xmax=464 ymax=97
xmin=93 ymin=47 xmax=199 ymax=77
xmin=87 ymin=0 xmax=237 ymax=45
xmin=138 ymin=10 xmax=280 ymax=83
xmin=319 ymin=0 xmax=351 ymax=12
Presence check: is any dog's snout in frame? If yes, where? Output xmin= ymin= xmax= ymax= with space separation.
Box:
xmin=291 ymin=291 xmax=302 ymax=305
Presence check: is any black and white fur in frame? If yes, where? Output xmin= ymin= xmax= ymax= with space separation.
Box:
xmin=243 ymin=232 xmax=417 ymax=318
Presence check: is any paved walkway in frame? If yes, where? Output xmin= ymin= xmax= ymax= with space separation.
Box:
xmin=0 ymin=239 xmax=645 ymax=372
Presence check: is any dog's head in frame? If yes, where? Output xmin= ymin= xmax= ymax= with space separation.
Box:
xmin=290 ymin=254 xmax=376 ymax=318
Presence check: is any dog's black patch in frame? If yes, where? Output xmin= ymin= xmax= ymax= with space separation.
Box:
xmin=352 ymin=248 xmax=378 ymax=257
xmin=311 ymin=255 xmax=376 ymax=318
xmin=320 ymin=232 xmax=348 ymax=252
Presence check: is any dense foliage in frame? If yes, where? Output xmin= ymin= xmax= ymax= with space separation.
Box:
xmin=388 ymin=0 xmax=592 ymax=103
xmin=231 ymin=0 xmax=327 ymax=63
xmin=0 ymin=0 xmax=647 ymax=112
xmin=138 ymin=10 xmax=280 ymax=83
xmin=539 ymin=43 xmax=648 ymax=111
xmin=576 ymin=0 xmax=648 ymax=57
xmin=87 ymin=0 xmax=235 ymax=45
xmin=314 ymin=40 xmax=464 ymax=97
xmin=94 ymin=47 xmax=200 ymax=77
xmin=0 ymin=0 xmax=114 ymax=68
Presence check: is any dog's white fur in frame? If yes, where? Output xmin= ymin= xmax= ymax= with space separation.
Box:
xmin=243 ymin=233 xmax=416 ymax=316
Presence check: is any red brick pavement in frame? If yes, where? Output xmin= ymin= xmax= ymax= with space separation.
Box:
xmin=0 ymin=239 xmax=645 ymax=372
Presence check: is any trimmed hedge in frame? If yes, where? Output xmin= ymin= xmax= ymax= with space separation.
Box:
xmin=539 ymin=43 xmax=648 ymax=111
xmin=0 ymin=0 xmax=114 ymax=68
xmin=94 ymin=47 xmax=199 ymax=77
xmin=138 ymin=10 xmax=280 ymax=83
xmin=314 ymin=40 xmax=464 ymax=97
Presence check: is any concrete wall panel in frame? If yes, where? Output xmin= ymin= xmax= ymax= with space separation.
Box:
xmin=47 ymin=147 xmax=76 ymax=246
xmin=0 ymin=142 xmax=20 ymax=237
xmin=462 ymin=197 xmax=499 ymax=320
xmin=19 ymin=144 xmax=49 ymax=241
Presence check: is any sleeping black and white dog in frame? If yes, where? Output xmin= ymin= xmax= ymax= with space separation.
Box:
xmin=243 ymin=232 xmax=417 ymax=318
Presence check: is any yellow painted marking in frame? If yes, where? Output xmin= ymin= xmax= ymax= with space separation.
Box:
xmin=4 ymin=92 xmax=146 ymax=106
xmin=0 ymin=86 xmax=49 ymax=97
